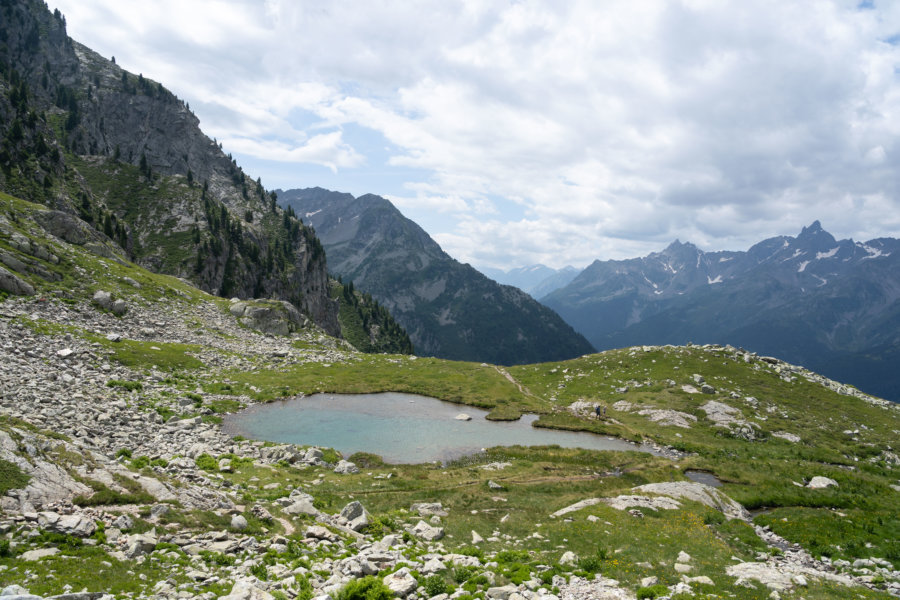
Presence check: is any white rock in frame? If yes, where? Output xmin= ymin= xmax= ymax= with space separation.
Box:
xmin=807 ymin=476 xmax=838 ymax=489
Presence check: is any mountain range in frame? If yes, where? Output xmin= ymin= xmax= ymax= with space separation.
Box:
xmin=278 ymin=187 xmax=595 ymax=365
xmin=479 ymin=264 xmax=580 ymax=299
xmin=542 ymin=221 xmax=900 ymax=401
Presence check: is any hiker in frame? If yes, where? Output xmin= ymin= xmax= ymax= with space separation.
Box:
xmin=594 ymin=405 xmax=602 ymax=418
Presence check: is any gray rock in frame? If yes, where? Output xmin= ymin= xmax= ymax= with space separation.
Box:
xmin=37 ymin=512 xmax=96 ymax=537
xmin=410 ymin=520 xmax=444 ymax=541
xmin=486 ymin=585 xmax=519 ymax=600
xmin=124 ymin=532 xmax=158 ymax=558
xmin=411 ymin=502 xmax=448 ymax=517
xmin=0 ymin=266 xmax=34 ymax=296
xmin=383 ymin=567 xmax=418 ymax=597
xmin=807 ymin=476 xmax=838 ymax=489
xmin=112 ymin=514 xmax=133 ymax=531
xmin=150 ymin=504 xmax=171 ymax=519
xmin=92 ymin=290 xmax=113 ymax=310
xmin=230 ymin=300 xmax=308 ymax=336
xmin=111 ymin=299 xmax=128 ymax=316
xmin=231 ymin=515 xmax=249 ymax=531
xmin=219 ymin=579 xmax=275 ymax=600
xmin=333 ymin=460 xmax=359 ymax=474
xmin=305 ymin=525 xmax=339 ymax=542
xmin=20 ymin=547 xmax=59 ymax=561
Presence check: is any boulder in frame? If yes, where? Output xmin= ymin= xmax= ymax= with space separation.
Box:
xmin=455 ymin=413 xmax=472 ymax=421
xmin=410 ymin=519 xmax=444 ymax=541
xmin=230 ymin=299 xmax=308 ymax=336
xmin=0 ymin=266 xmax=34 ymax=296
xmin=305 ymin=525 xmax=339 ymax=542
xmin=339 ymin=500 xmax=369 ymax=532
xmin=231 ymin=515 xmax=249 ymax=531
xmin=92 ymin=290 xmax=113 ymax=310
xmin=124 ymin=532 xmax=158 ymax=558
xmin=333 ymin=460 xmax=359 ymax=474
xmin=383 ymin=567 xmax=418 ymax=597
xmin=219 ymin=578 xmax=275 ymax=600
xmin=410 ymin=502 xmax=448 ymax=517
xmin=807 ymin=476 xmax=838 ymax=489
xmin=37 ymin=511 xmax=96 ymax=537
xmin=559 ymin=551 xmax=577 ymax=566
xmin=111 ymin=299 xmax=128 ymax=316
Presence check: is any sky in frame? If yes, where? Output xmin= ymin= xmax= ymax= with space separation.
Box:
xmin=48 ymin=0 xmax=900 ymax=271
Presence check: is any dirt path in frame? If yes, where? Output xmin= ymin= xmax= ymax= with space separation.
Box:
xmin=494 ymin=366 xmax=541 ymax=400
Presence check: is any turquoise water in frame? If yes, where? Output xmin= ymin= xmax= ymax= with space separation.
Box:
xmin=222 ymin=392 xmax=658 ymax=464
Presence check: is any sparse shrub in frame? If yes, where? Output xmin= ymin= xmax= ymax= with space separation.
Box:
xmin=637 ymin=585 xmax=668 ymax=600
xmin=333 ymin=575 xmax=393 ymax=600
xmin=422 ymin=575 xmax=452 ymax=597
xmin=452 ymin=565 xmax=480 ymax=584
xmin=249 ymin=562 xmax=268 ymax=581
xmin=115 ymin=448 xmax=132 ymax=459
xmin=195 ymin=453 xmax=218 ymax=471
xmin=130 ymin=455 xmax=150 ymax=469
xmin=106 ymin=379 xmax=143 ymax=391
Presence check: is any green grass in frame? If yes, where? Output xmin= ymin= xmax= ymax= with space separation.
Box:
xmin=0 ymin=458 xmax=29 ymax=495
xmin=755 ymin=507 xmax=900 ymax=568
xmin=206 ymin=354 xmax=536 ymax=419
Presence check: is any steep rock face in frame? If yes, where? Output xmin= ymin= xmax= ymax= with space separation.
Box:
xmin=543 ymin=222 xmax=900 ymax=400
xmin=0 ymin=0 xmax=338 ymax=334
xmin=279 ymin=188 xmax=594 ymax=365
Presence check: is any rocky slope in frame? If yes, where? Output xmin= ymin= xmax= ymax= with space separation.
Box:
xmin=278 ymin=187 xmax=594 ymax=365
xmin=543 ymin=222 xmax=900 ymax=401
xmin=0 ymin=0 xmax=338 ymax=333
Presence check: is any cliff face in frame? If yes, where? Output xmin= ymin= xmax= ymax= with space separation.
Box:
xmin=0 ymin=0 xmax=338 ymax=334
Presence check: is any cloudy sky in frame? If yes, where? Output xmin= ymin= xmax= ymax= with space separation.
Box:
xmin=49 ymin=0 xmax=900 ymax=270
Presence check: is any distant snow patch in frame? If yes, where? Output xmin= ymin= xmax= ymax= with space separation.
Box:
xmin=707 ymin=275 xmax=722 ymax=284
xmin=812 ymin=275 xmax=827 ymax=286
xmin=305 ymin=210 xmax=322 ymax=219
xmin=797 ymin=261 xmax=809 ymax=273
xmin=816 ymin=247 xmax=839 ymax=259
xmin=718 ymin=257 xmax=732 ymax=263
xmin=859 ymin=243 xmax=888 ymax=260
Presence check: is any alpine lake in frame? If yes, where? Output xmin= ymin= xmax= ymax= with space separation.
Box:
xmin=223 ymin=392 xmax=661 ymax=464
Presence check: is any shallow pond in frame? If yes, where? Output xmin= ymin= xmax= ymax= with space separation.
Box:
xmin=684 ymin=470 xmax=723 ymax=487
xmin=223 ymin=392 xmax=660 ymax=464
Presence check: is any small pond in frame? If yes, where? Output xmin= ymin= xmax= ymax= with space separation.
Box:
xmin=223 ymin=392 xmax=661 ymax=464
xmin=684 ymin=470 xmax=723 ymax=488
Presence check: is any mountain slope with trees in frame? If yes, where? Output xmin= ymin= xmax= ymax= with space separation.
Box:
xmin=0 ymin=0 xmax=338 ymax=332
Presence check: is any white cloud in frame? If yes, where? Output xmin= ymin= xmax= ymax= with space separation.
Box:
xmin=49 ymin=0 xmax=900 ymax=268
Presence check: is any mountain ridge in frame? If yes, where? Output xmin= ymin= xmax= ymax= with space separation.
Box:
xmin=278 ymin=187 xmax=595 ymax=365
xmin=543 ymin=222 xmax=900 ymax=400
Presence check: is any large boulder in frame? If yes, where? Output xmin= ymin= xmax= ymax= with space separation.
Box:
xmin=410 ymin=519 xmax=444 ymax=541
xmin=339 ymin=500 xmax=369 ymax=532
xmin=333 ymin=460 xmax=359 ymax=474
xmin=0 ymin=266 xmax=34 ymax=296
xmin=219 ymin=578 xmax=275 ymax=600
xmin=229 ymin=299 xmax=308 ymax=336
xmin=36 ymin=512 xmax=96 ymax=537
xmin=383 ymin=567 xmax=418 ymax=597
